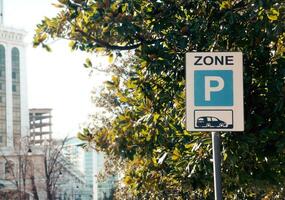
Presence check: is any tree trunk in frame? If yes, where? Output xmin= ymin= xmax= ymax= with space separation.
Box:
xmin=31 ymin=175 xmax=39 ymax=200
xmin=46 ymin=184 xmax=53 ymax=200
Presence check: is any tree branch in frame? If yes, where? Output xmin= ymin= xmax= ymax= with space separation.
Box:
xmin=74 ymin=27 xmax=164 ymax=51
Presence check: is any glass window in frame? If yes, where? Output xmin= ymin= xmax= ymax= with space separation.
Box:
xmin=12 ymin=71 xmax=16 ymax=79
xmin=0 ymin=45 xmax=5 ymax=69
xmin=12 ymin=47 xmax=20 ymax=68
xmin=0 ymin=83 xmax=2 ymax=90
xmin=12 ymin=85 xmax=16 ymax=92
xmin=0 ymin=96 xmax=2 ymax=103
xmin=212 ymin=118 xmax=218 ymax=122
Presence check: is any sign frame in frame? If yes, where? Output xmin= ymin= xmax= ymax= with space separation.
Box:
xmin=186 ymin=52 xmax=244 ymax=132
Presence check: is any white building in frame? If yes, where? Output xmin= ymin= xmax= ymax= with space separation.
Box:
xmin=63 ymin=137 xmax=85 ymax=174
xmin=0 ymin=0 xmax=29 ymax=149
xmin=63 ymin=137 xmax=117 ymax=200
xmin=63 ymin=137 xmax=93 ymax=200
xmin=93 ymin=152 xmax=116 ymax=200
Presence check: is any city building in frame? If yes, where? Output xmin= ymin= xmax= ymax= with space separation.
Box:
xmin=29 ymin=108 xmax=52 ymax=145
xmin=0 ymin=0 xmax=32 ymax=197
xmin=0 ymin=0 xmax=29 ymax=149
xmin=52 ymin=147 xmax=87 ymax=200
xmin=63 ymin=137 xmax=94 ymax=200
xmin=63 ymin=137 xmax=117 ymax=200
xmin=0 ymin=1 xmax=87 ymax=198
xmin=93 ymin=152 xmax=116 ymax=200
xmin=63 ymin=137 xmax=85 ymax=174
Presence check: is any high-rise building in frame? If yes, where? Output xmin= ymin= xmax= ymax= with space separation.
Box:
xmin=29 ymin=108 xmax=52 ymax=145
xmin=63 ymin=137 xmax=117 ymax=200
xmin=63 ymin=137 xmax=85 ymax=173
xmin=0 ymin=0 xmax=29 ymax=149
xmin=94 ymin=152 xmax=116 ymax=200
xmin=0 ymin=2 xmax=88 ymax=199
xmin=63 ymin=137 xmax=93 ymax=200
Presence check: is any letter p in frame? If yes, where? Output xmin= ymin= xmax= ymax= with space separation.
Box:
xmin=205 ymin=76 xmax=224 ymax=101
xmin=194 ymin=70 xmax=233 ymax=106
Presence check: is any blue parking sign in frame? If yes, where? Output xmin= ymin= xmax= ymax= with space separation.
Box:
xmin=194 ymin=70 xmax=233 ymax=106
xmin=186 ymin=52 xmax=244 ymax=132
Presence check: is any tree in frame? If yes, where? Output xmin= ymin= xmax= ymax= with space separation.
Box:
xmin=43 ymin=140 xmax=65 ymax=200
xmin=30 ymin=138 xmax=85 ymax=200
xmin=0 ymin=137 xmax=69 ymax=200
xmin=0 ymin=136 xmax=32 ymax=200
xmin=28 ymin=138 xmax=70 ymax=200
xmin=35 ymin=0 xmax=285 ymax=199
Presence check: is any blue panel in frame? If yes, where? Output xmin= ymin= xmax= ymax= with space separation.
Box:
xmin=194 ymin=70 xmax=233 ymax=106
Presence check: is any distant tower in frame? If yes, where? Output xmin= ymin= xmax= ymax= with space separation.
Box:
xmin=29 ymin=108 xmax=53 ymax=145
xmin=0 ymin=1 xmax=28 ymax=148
xmin=0 ymin=0 xmax=3 ymax=25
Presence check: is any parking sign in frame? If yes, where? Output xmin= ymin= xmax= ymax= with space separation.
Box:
xmin=186 ymin=52 xmax=244 ymax=131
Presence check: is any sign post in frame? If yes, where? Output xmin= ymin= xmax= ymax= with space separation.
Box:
xmin=212 ymin=132 xmax=222 ymax=200
xmin=186 ymin=52 xmax=244 ymax=199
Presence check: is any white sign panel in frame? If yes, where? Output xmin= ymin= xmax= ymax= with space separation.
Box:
xmin=186 ymin=52 xmax=244 ymax=131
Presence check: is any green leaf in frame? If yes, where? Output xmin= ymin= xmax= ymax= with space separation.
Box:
xmin=77 ymin=132 xmax=88 ymax=141
xmin=85 ymin=58 xmax=92 ymax=68
xmin=42 ymin=44 xmax=52 ymax=52
xmin=122 ymin=3 xmax=128 ymax=12
xmin=172 ymin=148 xmax=181 ymax=161
xmin=69 ymin=41 xmax=76 ymax=50
xmin=267 ymin=8 xmax=279 ymax=21
xmin=104 ymin=81 xmax=115 ymax=89
xmin=58 ymin=0 xmax=68 ymax=4
xmin=185 ymin=143 xmax=194 ymax=149
xmin=52 ymin=3 xmax=64 ymax=8
xmin=223 ymin=152 xmax=228 ymax=161
xmin=220 ymin=1 xmax=231 ymax=10
xmin=112 ymin=75 xmax=119 ymax=87
xmin=108 ymin=53 xmax=114 ymax=63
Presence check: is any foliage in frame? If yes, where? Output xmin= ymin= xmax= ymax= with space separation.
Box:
xmin=35 ymin=0 xmax=285 ymax=199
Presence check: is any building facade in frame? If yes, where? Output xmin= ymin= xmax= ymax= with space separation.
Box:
xmin=63 ymin=137 xmax=117 ymax=200
xmin=63 ymin=137 xmax=93 ymax=200
xmin=0 ymin=1 xmax=90 ymax=199
xmin=29 ymin=108 xmax=52 ymax=145
xmin=0 ymin=0 xmax=29 ymax=149
xmin=93 ymin=152 xmax=116 ymax=200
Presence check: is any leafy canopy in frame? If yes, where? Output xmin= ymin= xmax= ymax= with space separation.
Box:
xmin=34 ymin=0 xmax=285 ymax=199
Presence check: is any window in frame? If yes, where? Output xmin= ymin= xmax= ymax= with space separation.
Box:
xmin=12 ymin=71 xmax=16 ymax=79
xmin=12 ymin=85 xmax=16 ymax=92
xmin=0 ymin=83 xmax=2 ymax=90
xmin=0 ymin=96 xmax=2 ymax=103
xmin=0 ymin=45 xmax=5 ymax=70
xmin=212 ymin=118 xmax=218 ymax=122
xmin=0 ymin=122 xmax=5 ymax=129
xmin=12 ymin=47 xmax=20 ymax=69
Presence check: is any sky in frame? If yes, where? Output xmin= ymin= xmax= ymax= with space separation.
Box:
xmin=4 ymin=0 xmax=108 ymax=138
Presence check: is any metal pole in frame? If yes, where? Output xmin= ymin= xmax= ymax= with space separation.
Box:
xmin=212 ymin=132 xmax=222 ymax=200
xmin=19 ymin=141 xmax=22 ymax=200
xmin=19 ymin=154 xmax=21 ymax=200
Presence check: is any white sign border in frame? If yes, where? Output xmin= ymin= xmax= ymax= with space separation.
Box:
xmin=186 ymin=52 xmax=244 ymax=132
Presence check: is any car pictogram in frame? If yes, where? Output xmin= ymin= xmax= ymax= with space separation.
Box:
xmin=196 ymin=116 xmax=227 ymax=128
